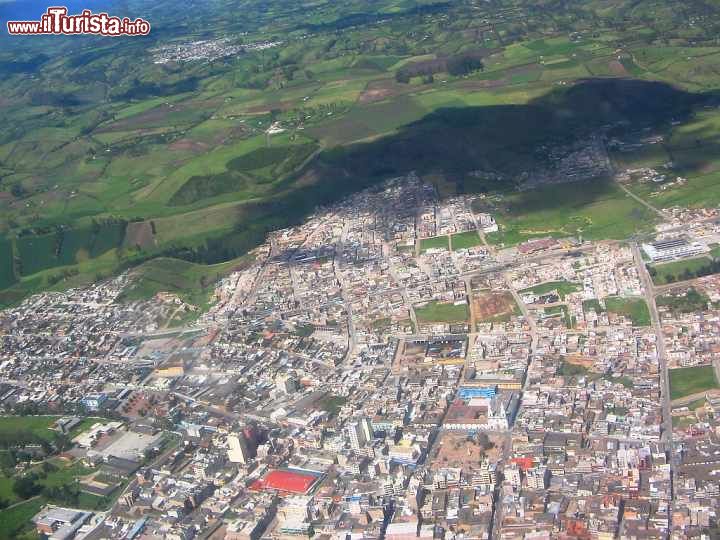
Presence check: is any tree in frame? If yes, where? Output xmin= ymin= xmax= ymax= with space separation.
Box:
xmin=395 ymin=70 xmax=411 ymax=84
xmin=55 ymin=434 xmax=72 ymax=453
xmin=476 ymin=433 xmax=495 ymax=451
xmin=13 ymin=475 xmax=41 ymax=499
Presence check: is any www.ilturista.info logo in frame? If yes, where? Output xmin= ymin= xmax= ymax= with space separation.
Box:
xmin=7 ymin=6 xmax=150 ymax=36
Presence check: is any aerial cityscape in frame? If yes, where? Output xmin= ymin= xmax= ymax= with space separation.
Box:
xmin=3 ymin=0 xmax=720 ymax=538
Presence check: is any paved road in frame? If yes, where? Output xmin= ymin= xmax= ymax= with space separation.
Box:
xmin=386 ymin=243 xmax=419 ymax=331
xmin=632 ymin=243 xmax=672 ymax=438
xmin=632 ymin=241 xmax=675 ymax=529
xmin=503 ymin=272 xmax=539 ymax=392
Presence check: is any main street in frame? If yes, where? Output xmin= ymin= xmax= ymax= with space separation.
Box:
xmin=632 ymin=241 xmax=675 ymax=529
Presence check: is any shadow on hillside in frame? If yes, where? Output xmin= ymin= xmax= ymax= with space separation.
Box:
xmin=316 ymin=78 xmax=715 ymax=184
xmin=171 ymin=78 xmax=718 ymax=265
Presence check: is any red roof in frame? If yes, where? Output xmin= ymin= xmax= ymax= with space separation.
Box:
xmin=250 ymin=469 xmax=318 ymax=494
xmin=511 ymin=457 xmax=534 ymax=471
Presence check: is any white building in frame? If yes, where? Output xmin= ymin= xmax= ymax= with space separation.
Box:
xmin=642 ymin=237 xmax=709 ymax=263
xmin=227 ymin=434 xmax=252 ymax=464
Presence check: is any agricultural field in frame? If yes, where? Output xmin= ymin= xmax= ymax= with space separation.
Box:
xmin=618 ymin=108 xmax=720 ymax=209
xmin=0 ymin=237 xmax=15 ymax=290
xmin=415 ymin=300 xmax=469 ymax=324
xmin=604 ymin=296 xmax=651 ymax=327
xmin=670 ymin=365 xmax=720 ymax=400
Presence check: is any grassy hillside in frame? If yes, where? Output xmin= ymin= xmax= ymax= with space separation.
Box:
xmin=3 ymin=0 xmax=720 ymax=304
xmin=119 ymin=256 xmax=253 ymax=308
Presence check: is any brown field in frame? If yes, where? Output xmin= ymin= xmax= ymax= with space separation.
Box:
xmin=469 ymin=274 xmax=499 ymax=291
xmin=564 ymin=354 xmax=595 ymax=368
xmin=608 ymin=60 xmax=630 ymax=76
xmin=97 ymin=105 xmax=178 ymax=132
xmin=473 ymin=291 xmax=517 ymax=321
xmin=358 ymin=88 xmax=394 ymax=104
xmin=358 ymin=78 xmax=422 ymax=104
xmin=98 ymin=98 xmax=220 ymax=132
xmin=430 ymin=432 xmax=504 ymax=468
xmin=391 ymin=339 xmax=429 ymax=373
xmin=123 ymin=220 xmax=156 ymax=250
xmin=246 ymin=100 xmax=296 ymax=114
xmin=169 ymin=139 xmax=210 ymax=152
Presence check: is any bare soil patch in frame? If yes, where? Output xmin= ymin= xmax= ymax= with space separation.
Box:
xmin=473 ymin=291 xmax=516 ymax=321
xmin=123 ymin=220 xmax=156 ymax=250
xmin=608 ymin=60 xmax=629 ymax=76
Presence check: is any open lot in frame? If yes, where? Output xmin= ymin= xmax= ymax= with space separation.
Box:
xmin=472 ymin=291 xmax=519 ymax=322
xmin=451 ymin=231 xmax=482 ymax=251
xmin=520 ymin=280 xmax=581 ymax=300
xmin=670 ymin=365 xmax=720 ymax=400
xmin=604 ymin=296 xmax=651 ymax=326
xmin=656 ymin=288 xmax=710 ymax=314
xmin=415 ymin=301 xmax=469 ymax=324
xmin=419 ymin=236 xmax=449 ymax=253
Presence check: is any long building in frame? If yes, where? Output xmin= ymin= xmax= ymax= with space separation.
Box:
xmin=642 ymin=237 xmax=709 ymax=263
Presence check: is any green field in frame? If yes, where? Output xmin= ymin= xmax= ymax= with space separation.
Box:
xmin=15 ymin=234 xmax=59 ymax=276
xmin=0 ymin=497 xmax=44 ymax=540
xmin=486 ymin=180 xmax=658 ymax=247
xmin=604 ymin=296 xmax=651 ymax=326
xmin=13 ymin=222 xmax=127 ymax=278
xmin=670 ymin=365 xmax=720 ymax=400
xmin=656 ymin=288 xmax=710 ymax=314
xmin=0 ymin=416 xmax=100 ymax=451
xmin=119 ymin=256 xmax=252 ymax=310
xmin=0 ymin=238 xmax=15 ymax=290
xmin=415 ymin=300 xmax=469 ymax=324
xmin=0 ymin=416 xmax=61 ymax=445
xmin=520 ymin=281 xmax=581 ymax=300
xmin=711 ymin=243 xmax=720 ymax=260
xmin=35 ymin=461 xmax=94 ymax=490
xmin=649 ymin=257 xmax=717 ymax=285
xmin=451 ymin=231 xmax=482 ymax=251
xmin=419 ymin=236 xmax=449 ymax=253
xmin=544 ymin=304 xmax=573 ymax=328
xmin=582 ymin=298 xmax=605 ymax=314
